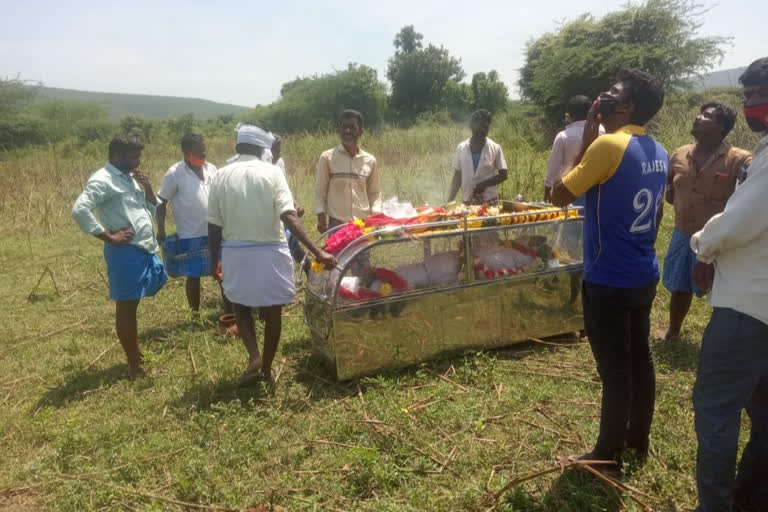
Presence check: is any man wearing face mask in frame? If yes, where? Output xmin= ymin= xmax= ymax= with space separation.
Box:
xmin=551 ymin=69 xmax=668 ymax=473
xmin=72 ymin=134 xmax=167 ymax=378
xmin=156 ymin=133 xmax=231 ymax=317
xmin=661 ymin=104 xmax=752 ymax=340
xmin=690 ymin=57 xmax=768 ymax=512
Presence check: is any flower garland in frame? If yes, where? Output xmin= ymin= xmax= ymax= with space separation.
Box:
xmin=325 ymin=219 xmax=365 ymax=255
xmin=338 ymin=267 xmax=409 ymax=301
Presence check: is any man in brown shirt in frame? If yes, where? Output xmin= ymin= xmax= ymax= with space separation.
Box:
xmin=314 ymin=109 xmax=382 ymax=234
xmin=662 ymin=102 xmax=752 ymax=339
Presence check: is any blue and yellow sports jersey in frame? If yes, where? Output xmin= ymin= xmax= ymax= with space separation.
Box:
xmin=563 ymin=125 xmax=669 ymax=288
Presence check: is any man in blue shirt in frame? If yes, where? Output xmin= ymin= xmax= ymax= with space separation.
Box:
xmin=552 ymin=69 xmax=668 ymax=471
xmin=72 ymin=134 xmax=167 ymax=378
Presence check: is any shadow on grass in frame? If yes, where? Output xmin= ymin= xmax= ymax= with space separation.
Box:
xmin=537 ymin=469 xmax=623 ymax=512
xmin=491 ymin=467 xmax=623 ymax=511
xmin=34 ymin=363 xmax=128 ymax=409
xmin=652 ymin=336 xmax=700 ymax=372
xmin=168 ymin=374 xmax=271 ymax=415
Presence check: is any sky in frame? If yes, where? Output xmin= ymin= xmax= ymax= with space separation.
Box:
xmin=0 ymin=0 xmax=763 ymax=107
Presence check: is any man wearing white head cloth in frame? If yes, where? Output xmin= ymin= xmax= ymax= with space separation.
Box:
xmin=208 ymin=124 xmax=337 ymax=384
xmin=226 ymin=123 xmax=275 ymax=164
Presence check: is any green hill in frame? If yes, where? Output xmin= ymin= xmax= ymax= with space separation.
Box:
xmin=688 ymin=66 xmax=747 ymax=91
xmin=36 ymin=87 xmax=251 ymax=120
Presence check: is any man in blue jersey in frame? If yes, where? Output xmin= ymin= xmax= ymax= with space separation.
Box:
xmin=552 ymin=69 xmax=668 ymax=472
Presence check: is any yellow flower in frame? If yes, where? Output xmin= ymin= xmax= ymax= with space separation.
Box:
xmin=311 ymin=261 xmax=326 ymax=273
xmin=500 ymin=216 xmax=512 ymax=225
xmin=379 ymin=283 xmax=392 ymax=296
xmin=467 ymin=218 xmax=482 ymax=229
xmin=363 ymin=227 xmax=373 ymax=234
xmin=353 ymin=218 xmax=365 ymax=228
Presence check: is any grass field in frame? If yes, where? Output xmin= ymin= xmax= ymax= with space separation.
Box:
xmin=0 ymin=91 xmax=762 ymax=511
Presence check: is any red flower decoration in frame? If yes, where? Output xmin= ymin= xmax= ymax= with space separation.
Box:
xmin=325 ymin=222 xmax=364 ymax=255
xmin=484 ymin=270 xmax=494 ymax=279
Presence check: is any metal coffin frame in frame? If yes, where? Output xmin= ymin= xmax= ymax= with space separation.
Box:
xmin=302 ymin=205 xmax=584 ymax=380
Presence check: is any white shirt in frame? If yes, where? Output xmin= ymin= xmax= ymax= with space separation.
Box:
xmin=157 ymin=161 xmax=217 ymax=239
xmin=453 ymin=137 xmax=507 ymax=203
xmin=207 ymin=154 xmax=295 ymax=244
xmin=545 ymin=120 xmax=606 ymax=187
xmin=691 ymin=133 xmax=768 ymax=326
xmin=275 ymin=157 xmax=286 ymax=174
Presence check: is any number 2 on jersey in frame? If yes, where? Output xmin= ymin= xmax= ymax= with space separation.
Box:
xmin=629 ymin=185 xmax=664 ymax=234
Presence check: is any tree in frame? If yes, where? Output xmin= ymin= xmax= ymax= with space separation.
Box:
xmin=243 ymin=64 xmax=388 ymax=133
xmin=387 ymin=26 xmax=464 ymax=120
xmin=518 ymin=0 xmax=730 ymax=120
xmin=471 ymin=71 xmax=509 ymax=114
xmin=393 ymin=25 xmax=423 ymax=54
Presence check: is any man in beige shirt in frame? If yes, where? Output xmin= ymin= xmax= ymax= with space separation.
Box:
xmin=662 ymin=102 xmax=752 ymax=339
xmin=314 ymin=109 xmax=382 ymax=234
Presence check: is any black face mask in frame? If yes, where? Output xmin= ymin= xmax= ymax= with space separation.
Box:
xmin=116 ymin=159 xmax=136 ymax=172
xmin=597 ymin=93 xmax=620 ymax=118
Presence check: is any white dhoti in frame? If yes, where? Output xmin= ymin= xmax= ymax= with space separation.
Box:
xmin=221 ymin=241 xmax=295 ymax=307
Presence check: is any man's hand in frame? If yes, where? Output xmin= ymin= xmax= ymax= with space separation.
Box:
xmin=582 ymin=100 xmax=603 ymax=150
xmin=107 ymin=227 xmax=134 ymax=245
xmin=317 ymin=214 xmax=328 ymax=235
xmin=156 ymin=228 xmax=166 ymax=244
xmin=316 ymin=250 xmax=337 ymax=270
xmin=693 ymin=262 xmax=715 ymax=292
xmin=295 ymin=204 xmax=305 ymax=218
xmin=212 ymin=261 xmax=223 ymax=283
xmin=132 ymin=170 xmax=152 ymax=191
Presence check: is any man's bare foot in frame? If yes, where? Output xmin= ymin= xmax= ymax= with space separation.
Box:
xmin=127 ymin=365 xmax=146 ymax=379
xmin=662 ymin=329 xmax=679 ymax=340
xmin=239 ymin=359 xmax=264 ymax=386
xmin=262 ymin=366 xmax=281 ymax=382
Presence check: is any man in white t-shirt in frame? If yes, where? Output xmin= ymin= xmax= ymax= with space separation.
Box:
xmin=157 ymin=133 xmax=230 ymax=315
xmin=447 ymin=109 xmax=508 ymax=205
xmin=544 ymin=95 xmax=605 ymax=204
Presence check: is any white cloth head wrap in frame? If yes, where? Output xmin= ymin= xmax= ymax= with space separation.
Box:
xmin=235 ymin=123 xmax=275 ymax=150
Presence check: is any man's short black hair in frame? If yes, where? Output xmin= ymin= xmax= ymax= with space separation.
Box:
xmin=701 ymin=102 xmax=737 ymax=138
xmin=235 ymin=142 xmax=264 ymax=157
xmin=108 ymin=133 xmax=144 ymax=158
xmin=471 ymin=109 xmax=492 ymax=124
xmin=616 ymin=69 xmax=665 ymax=126
xmin=739 ymin=58 xmax=768 ymax=87
xmin=566 ymin=95 xmax=592 ymax=121
xmin=181 ymin=133 xmax=204 ymax=153
xmin=339 ymin=109 xmax=364 ymax=129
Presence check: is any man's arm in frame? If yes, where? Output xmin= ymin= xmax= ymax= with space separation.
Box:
xmin=665 ymin=153 xmax=678 ymax=205
xmin=551 ymin=134 xmax=623 ymax=207
xmin=691 ymin=162 xmax=768 ymax=262
xmin=544 ymin=134 xmax=565 ymax=202
xmin=72 ymin=179 xmax=134 ymax=245
xmin=132 ymin=171 xmax=158 ymax=206
xmin=447 ymin=170 xmax=462 ymax=202
xmin=208 ymin=223 xmax=223 ymax=279
xmin=281 ymin=211 xmax=336 ymax=269
xmin=474 ymin=169 xmax=509 ymax=198
xmin=156 ymin=202 xmax=168 ymax=243
xmin=314 ymin=154 xmax=330 ymax=233
xmin=367 ymin=159 xmax=382 ymax=214
xmin=155 ymin=169 xmax=177 ymax=243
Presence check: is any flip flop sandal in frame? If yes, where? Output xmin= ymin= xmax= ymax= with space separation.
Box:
xmin=269 ymin=366 xmax=282 ymax=383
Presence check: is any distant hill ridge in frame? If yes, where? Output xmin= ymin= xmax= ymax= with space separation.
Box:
xmin=34 ymin=67 xmax=745 ymax=121
xmin=36 ymin=86 xmax=251 ymax=120
xmin=688 ymin=66 xmax=747 ymax=91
